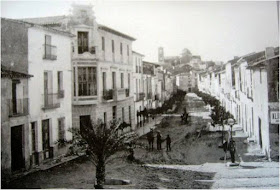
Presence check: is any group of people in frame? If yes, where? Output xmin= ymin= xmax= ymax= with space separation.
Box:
xmin=147 ymin=129 xmax=171 ymax=151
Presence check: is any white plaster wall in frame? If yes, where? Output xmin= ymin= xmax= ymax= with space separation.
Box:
xmin=28 ymin=27 xmax=72 ymax=153
xmin=98 ymin=29 xmax=133 ymax=65
xmin=252 ymin=68 xmax=270 ymax=156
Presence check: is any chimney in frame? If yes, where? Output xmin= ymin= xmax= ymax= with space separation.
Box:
xmin=265 ymin=47 xmax=275 ymax=59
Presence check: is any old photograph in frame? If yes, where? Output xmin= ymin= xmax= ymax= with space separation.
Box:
xmin=1 ymin=0 xmax=279 ymax=189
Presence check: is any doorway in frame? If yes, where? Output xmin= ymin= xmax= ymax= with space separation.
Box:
xmin=11 ymin=125 xmax=25 ymax=171
xmin=258 ymin=117 xmax=263 ymax=148
xmin=42 ymin=119 xmax=50 ymax=159
xmin=80 ymin=115 xmax=91 ymax=137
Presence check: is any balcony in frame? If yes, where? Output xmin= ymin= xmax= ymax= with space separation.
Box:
xmin=43 ymin=44 xmax=57 ymax=60
xmin=58 ymin=90 xmax=64 ymax=98
xmin=42 ymin=93 xmax=60 ymax=110
xmin=136 ymin=92 xmax=145 ymax=102
xmin=125 ymin=88 xmax=130 ymax=97
xmin=147 ymin=92 xmax=153 ymax=99
xmin=154 ymin=94 xmax=160 ymax=101
xmin=8 ymin=98 xmax=29 ymax=117
xmin=74 ymin=46 xmax=97 ymax=60
xmin=114 ymin=88 xmax=126 ymax=101
xmin=103 ymin=89 xmax=114 ymax=101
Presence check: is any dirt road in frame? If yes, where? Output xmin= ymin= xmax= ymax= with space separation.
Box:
xmin=4 ymin=93 xmax=220 ymax=189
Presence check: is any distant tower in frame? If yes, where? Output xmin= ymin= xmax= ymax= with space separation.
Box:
xmin=158 ymin=47 xmax=164 ymax=63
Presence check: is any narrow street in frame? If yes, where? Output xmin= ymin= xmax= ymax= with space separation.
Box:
xmin=4 ymin=93 xmax=279 ymax=189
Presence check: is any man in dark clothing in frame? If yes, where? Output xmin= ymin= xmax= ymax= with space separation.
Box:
xmin=156 ymin=132 xmax=162 ymax=150
xmin=166 ymin=134 xmax=171 ymax=151
xmin=229 ymin=139 xmax=236 ymax=163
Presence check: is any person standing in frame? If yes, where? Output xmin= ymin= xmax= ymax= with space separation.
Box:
xmin=166 ymin=134 xmax=171 ymax=151
xmin=229 ymin=139 xmax=236 ymax=163
xmin=156 ymin=132 xmax=162 ymax=150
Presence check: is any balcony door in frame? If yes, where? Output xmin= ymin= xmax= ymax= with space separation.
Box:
xmin=78 ymin=32 xmax=89 ymax=54
xmin=44 ymin=72 xmax=48 ymax=106
xmin=102 ymin=72 xmax=106 ymax=90
xmin=12 ymin=80 xmax=17 ymax=114
xmin=44 ymin=71 xmax=53 ymax=106
xmin=112 ymin=72 xmax=116 ymax=89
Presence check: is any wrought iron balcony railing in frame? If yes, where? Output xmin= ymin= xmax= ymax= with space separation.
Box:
xmin=43 ymin=44 xmax=57 ymax=60
xmin=136 ymin=92 xmax=145 ymax=102
xmin=42 ymin=93 xmax=60 ymax=110
xmin=8 ymin=98 xmax=29 ymax=117
xmin=103 ymin=89 xmax=114 ymax=100
xmin=125 ymin=88 xmax=130 ymax=97
xmin=154 ymin=94 xmax=160 ymax=101
xmin=58 ymin=90 xmax=64 ymax=98
xmin=147 ymin=92 xmax=153 ymax=99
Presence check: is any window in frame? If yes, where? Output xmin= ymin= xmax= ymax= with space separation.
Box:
xmin=58 ymin=117 xmax=65 ymax=140
xmin=112 ymin=106 xmax=117 ymax=120
xmin=102 ymin=72 xmax=106 ymax=90
xmin=112 ymin=72 xmax=116 ymax=89
xmin=127 ymin=45 xmax=129 ymax=56
xmin=78 ymin=32 xmax=89 ymax=54
xmin=129 ymin=106 xmax=131 ymax=124
xmin=120 ymin=43 xmax=123 ymax=55
xmin=73 ymin=67 xmax=76 ymax=96
xmin=128 ymin=73 xmax=130 ymax=89
xmin=232 ymin=69 xmax=235 ymax=87
xmin=122 ymin=107 xmax=125 ymax=122
xmin=102 ymin=37 xmax=105 ymax=51
xmin=239 ymin=67 xmax=242 ymax=91
xmin=58 ymin=71 xmax=63 ymax=92
xmin=112 ymin=40 xmax=114 ymax=53
xmin=121 ymin=73 xmax=124 ymax=88
xmin=44 ymin=35 xmax=57 ymax=60
xmin=260 ymin=69 xmax=262 ymax=83
xmin=78 ymin=67 xmax=97 ymax=96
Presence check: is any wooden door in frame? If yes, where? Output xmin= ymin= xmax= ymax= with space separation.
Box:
xmin=42 ymin=119 xmax=50 ymax=159
xmin=11 ymin=125 xmax=24 ymax=171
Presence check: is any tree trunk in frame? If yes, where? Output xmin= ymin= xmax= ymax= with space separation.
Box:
xmin=95 ymin=159 xmax=105 ymax=189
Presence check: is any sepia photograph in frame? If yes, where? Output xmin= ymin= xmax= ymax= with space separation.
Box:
xmin=1 ymin=0 xmax=279 ymax=189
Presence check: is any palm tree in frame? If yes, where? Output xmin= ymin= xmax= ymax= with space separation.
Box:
xmin=69 ymin=119 xmax=138 ymax=189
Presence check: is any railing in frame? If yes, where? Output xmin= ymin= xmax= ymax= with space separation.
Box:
xmin=43 ymin=44 xmax=57 ymax=60
xmin=136 ymin=92 xmax=145 ymax=101
xmin=8 ymin=98 xmax=29 ymax=117
xmin=125 ymin=88 xmax=130 ymax=97
xmin=154 ymin=94 xmax=159 ymax=101
xmin=58 ymin=90 xmax=64 ymax=98
xmin=114 ymin=88 xmax=126 ymax=101
xmin=147 ymin=92 xmax=153 ymax=99
xmin=103 ymin=89 xmax=114 ymax=100
xmin=89 ymin=46 xmax=96 ymax=54
xmin=42 ymin=93 xmax=60 ymax=110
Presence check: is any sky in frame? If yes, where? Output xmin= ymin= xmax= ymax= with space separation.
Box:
xmin=1 ymin=0 xmax=279 ymax=63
